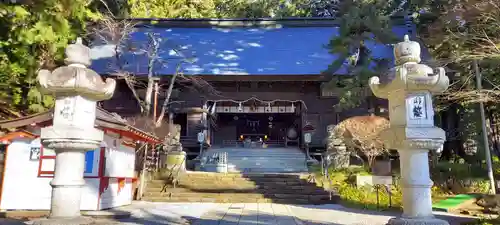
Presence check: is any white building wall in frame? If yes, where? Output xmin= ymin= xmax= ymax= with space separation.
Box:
xmin=0 ymin=139 xmax=100 ymax=210
xmin=100 ymin=134 xmax=135 ymax=209
xmin=99 ymin=178 xmax=133 ymax=209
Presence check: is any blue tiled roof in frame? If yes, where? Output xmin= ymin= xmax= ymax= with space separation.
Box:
xmin=90 ymin=22 xmax=414 ymax=76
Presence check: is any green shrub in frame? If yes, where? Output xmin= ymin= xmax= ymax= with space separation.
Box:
xmin=432 ymin=162 xmax=487 ymax=180
xmin=313 ymin=166 xmax=449 ymax=211
xmin=431 ymin=162 xmax=493 ymax=194
xmin=338 ymin=183 xmax=403 ymax=210
xmin=461 ymin=216 xmax=500 ymax=225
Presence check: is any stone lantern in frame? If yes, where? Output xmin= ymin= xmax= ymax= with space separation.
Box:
xmin=35 ymin=38 xmax=116 ymax=224
xmin=368 ymin=35 xmax=450 ymax=225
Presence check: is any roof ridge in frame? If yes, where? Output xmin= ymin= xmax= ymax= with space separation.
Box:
xmin=119 ymin=16 xmax=408 ymax=22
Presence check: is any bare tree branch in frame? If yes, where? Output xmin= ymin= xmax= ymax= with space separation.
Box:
xmin=143 ymin=33 xmax=160 ymax=117
xmin=90 ymin=16 xmax=219 ymax=134
xmin=90 ymin=16 xmax=146 ymax=112
xmin=155 ymin=64 xmax=181 ymax=128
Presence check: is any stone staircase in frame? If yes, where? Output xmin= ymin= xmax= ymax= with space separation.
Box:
xmin=204 ymin=147 xmax=310 ymax=173
xmin=142 ymin=172 xmax=339 ymax=204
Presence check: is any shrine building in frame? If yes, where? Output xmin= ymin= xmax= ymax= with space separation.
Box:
xmin=90 ymin=17 xmax=423 ymax=157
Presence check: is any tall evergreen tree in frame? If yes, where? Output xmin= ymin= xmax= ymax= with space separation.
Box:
xmin=0 ymin=0 xmax=101 ymax=116
xmin=323 ymin=0 xmax=409 ymax=109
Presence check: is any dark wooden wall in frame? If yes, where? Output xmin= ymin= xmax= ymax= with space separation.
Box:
xmin=101 ymin=79 xmax=375 ymax=146
xmin=176 ymin=81 xmax=373 ymax=146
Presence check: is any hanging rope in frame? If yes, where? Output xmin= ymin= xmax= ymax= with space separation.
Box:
xmin=205 ymin=96 xmax=308 ymax=111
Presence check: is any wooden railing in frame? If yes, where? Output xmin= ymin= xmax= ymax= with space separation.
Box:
xmin=168 ymin=156 xmax=186 ymax=190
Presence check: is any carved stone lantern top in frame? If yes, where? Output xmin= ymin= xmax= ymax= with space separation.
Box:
xmin=367 ymin=34 xmax=449 ymax=150
xmin=37 ymin=37 xmax=116 ymax=101
xmin=64 ymin=37 xmax=91 ymax=67
xmin=369 ymin=35 xmax=449 ymax=99
xmin=394 ymin=35 xmax=421 ymax=65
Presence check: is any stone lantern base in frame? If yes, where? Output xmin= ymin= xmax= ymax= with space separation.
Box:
xmin=388 ymin=217 xmax=450 ymax=225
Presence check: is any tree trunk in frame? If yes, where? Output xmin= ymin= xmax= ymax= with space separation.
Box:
xmin=156 ymin=70 xmax=179 ymax=128
xmin=137 ymin=144 xmax=148 ymax=200
xmin=368 ymin=155 xmax=376 ymax=171
xmin=144 ymin=78 xmax=154 ymax=116
xmin=144 ymin=34 xmax=159 ymax=117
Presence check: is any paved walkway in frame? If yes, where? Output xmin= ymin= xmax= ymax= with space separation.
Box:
xmin=110 ymin=202 xmax=476 ymax=225
xmin=10 ymin=201 xmax=476 ymax=225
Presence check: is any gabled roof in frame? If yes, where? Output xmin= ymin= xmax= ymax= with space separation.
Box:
xmin=90 ymin=17 xmax=417 ymax=76
xmin=0 ymin=108 xmax=160 ymax=143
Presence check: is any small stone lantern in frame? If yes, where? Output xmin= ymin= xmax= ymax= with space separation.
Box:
xmin=369 ymin=35 xmax=450 ymax=225
xmin=35 ymin=38 xmax=116 ymax=224
xmin=303 ymin=123 xmax=315 ymax=162
xmin=196 ymin=130 xmax=206 ymax=158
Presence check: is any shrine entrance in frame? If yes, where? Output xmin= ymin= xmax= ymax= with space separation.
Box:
xmin=213 ymin=113 xmax=300 ymax=147
xmin=206 ymin=97 xmax=305 ymax=148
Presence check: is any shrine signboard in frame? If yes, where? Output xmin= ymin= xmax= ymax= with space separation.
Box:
xmin=407 ymin=94 xmax=427 ymax=120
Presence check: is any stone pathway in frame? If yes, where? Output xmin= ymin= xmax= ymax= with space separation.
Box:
xmin=13 ymin=201 xmax=477 ymax=225
xmin=112 ymin=202 xmax=476 ymax=225
xmin=191 ymin=203 xmax=300 ymax=225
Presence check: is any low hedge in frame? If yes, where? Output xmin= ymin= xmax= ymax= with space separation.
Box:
xmin=311 ymin=165 xmax=450 ymax=211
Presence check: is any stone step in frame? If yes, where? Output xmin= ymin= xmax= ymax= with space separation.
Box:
xmin=148 ymin=180 xmax=313 ymax=188
xmin=147 ymin=182 xmax=322 ymax=189
xmin=141 ymin=196 xmax=339 ymax=204
xmin=225 ymin=158 xmax=306 ymax=161
xmin=182 ymin=171 xmax=310 ymax=178
xmin=146 ymin=184 xmax=316 ymax=191
xmin=152 ymin=174 xmax=311 ymax=181
xmin=225 ymin=158 xmax=306 ymax=162
xmin=207 ymin=148 xmax=304 ymax=152
xmin=149 ymin=178 xmax=317 ymax=185
xmin=206 ymin=153 xmax=306 ymax=159
xmin=143 ymin=191 xmax=332 ymax=199
xmin=222 ymin=152 xmax=306 ymax=156
xmin=228 ymin=160 xmax=306 ymax=163
xmin=144 ymin=168 xmax=337 ymax=204
xmin=227 ymin=168 xmax=308 ymax=173
xmin=222 ymin=152 xmax=306 ymax=155
xmin=174 ymin=177 xmax=312 ymax=183
xmin=204 ymin=180 xmax=309 ymax=185
xmin=226 ymin=164 xmax=307 ymax=168
xmin=144 ymin=187 xmax=329 ymax=195
xmin=142 ymin=196 xmax=272 ymax=203
xmin=149 ymin=176 xmax=311 ymax=182
xmin=225 ymin=157 xmax=306 ymax=159
xmin=226 ymin=160 xmax=307 ymax=165
xmin=226 ymin=162 xmax=307 ymax=168
xmin=181 ymin=174 xmax=309 ymax=180
xmin=224 ymin=156 xmax=306 ymax=160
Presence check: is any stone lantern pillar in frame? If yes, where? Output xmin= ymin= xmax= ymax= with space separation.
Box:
xmin=35 ymin=38 xmax=116 ymax=224
xmin=368 ymin=35 xmax=449 ymax=225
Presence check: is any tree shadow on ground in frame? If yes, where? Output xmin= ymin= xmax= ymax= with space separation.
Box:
xmin=79 ymin=201 xmax=477 ymax=225
xmin=107 ymin=203 xmax=337 ymax=225
xmin=291 ymin=204 xmax=477 ymax=225
xmin=184 ymin=210 xmax=337 ymax=225
xmin=88 ymin=208 xmax=189 ymax=225
xmin=0 ymin=218 xmax=27 ymax=225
